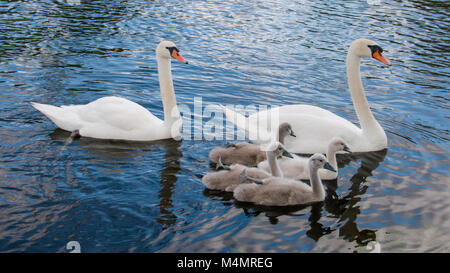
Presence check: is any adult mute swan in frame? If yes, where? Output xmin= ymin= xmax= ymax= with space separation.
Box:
xmin=257 ymin=137 xmax=350 ymax=180
xmin=208 ymin=122 xmax=295 ymax=166
xmin=202 ymin=141 xmax=293 ymax=192
xmin=220 ymin=38 xmax=390 ymax=153
xmin=234 ymin=153 xmax=336 ymax=206
xmin=31 ymin=40 xmax=188 ymax=141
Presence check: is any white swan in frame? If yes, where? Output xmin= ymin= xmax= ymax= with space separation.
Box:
xmin=202 ymin=142 xmax=292 ymax=192
xmin=208 ymin=122 xmax=295 ymax=166
xmin=220 ymin=38 xmax=390 ymax=153
xmin=233 ymin=153 xmax=336 ymax=206
xmin=257 ymin=137 xmax=350 ymax=180
xmin=31 ymin=40 xmax=188 ymax=141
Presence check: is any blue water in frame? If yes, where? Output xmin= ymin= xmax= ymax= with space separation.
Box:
xmin=0 ymin=0 xmax=449 ymax=252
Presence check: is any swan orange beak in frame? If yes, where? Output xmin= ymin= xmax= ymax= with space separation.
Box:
xmin=373 ymin=50 xmax=390 ymax=65
xmin=171 ymin=50 xmax=188 ymax=64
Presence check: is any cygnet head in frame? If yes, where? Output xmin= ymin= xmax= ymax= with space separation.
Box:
xmin=278 ymin=122 xmax=296 ymax=140
xmin=350 ymin=38 xmax=390 ymax=65
xmin=264 ymin=141 xmax=293 ymax=159
xmin=309 ymin=153 xmax=336 ymax=172
xmin=156 ymin=40 xmax=188 ymax=64
xmin=329 ymin=137 xmax=351 ymax=153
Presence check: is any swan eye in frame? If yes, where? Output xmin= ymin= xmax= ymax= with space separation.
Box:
xmin=166 ymin=46 xmax=179 ymax=55
xmin=368 ymin=45 xmax=383 ymax=57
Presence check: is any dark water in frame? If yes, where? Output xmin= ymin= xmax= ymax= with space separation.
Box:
xmin=0 ymin=0 xmax=449 ymax=252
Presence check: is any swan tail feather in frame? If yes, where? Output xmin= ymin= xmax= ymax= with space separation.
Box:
xmin=31 ymin=102 xmax=80 ymax=132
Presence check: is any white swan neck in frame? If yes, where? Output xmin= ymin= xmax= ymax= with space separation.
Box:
xmin=309 ymin=164 xmax=325 ymax=199
xmin=326 ymin=146 xmax=338 ymax=170
xmin=278 ymin=129 xmax=287 ymax=145
xmin=267 ymin=151 xmax=282 ymax=177
xmin=157 ymin=56 xmax=180 ymax=124
xmin=346 ymin=52 xmax=381 ymax=135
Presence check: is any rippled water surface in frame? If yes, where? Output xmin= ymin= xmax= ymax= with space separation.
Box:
xmin=0 ymin=0 xmax=449 ymax=252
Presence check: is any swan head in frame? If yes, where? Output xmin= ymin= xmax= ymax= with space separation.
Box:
xmin=309 ymin=153 xmax=336 ymax=172
xmin=350 ymin=38 xmax=390 ymax=65
xmin=329 ymin=137 xmax=351 ymax=153
xmin=262 ymin=141 xmax=293 ymax=159
xmin=278 ymin=122 xmax=296 ymax=139
xmin=156 ymin=40 xmax=188 ymax=64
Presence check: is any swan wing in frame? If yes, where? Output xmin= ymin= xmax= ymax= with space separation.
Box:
xmin=78 ymin=96 xmax=162 ymax=129
xmin=32 ymin=96 xmax=166 ymax=140
xmin=223 ymin=104 xmax=363 ymax=153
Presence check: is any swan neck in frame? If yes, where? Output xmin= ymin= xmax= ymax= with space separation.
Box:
xmin=278 ymin=129 xmax=286 ymax=144
xmin=157 ymin=56 xmax=179 ymax=124
xmin=309 ymin=164 xmax=325 ymax=199
xmin=267 ymin=151 xmax=282 ymax=177
xmin=346 ymin=52 xmax=379 ymax=133
xmin=326 ymin=146 xmax=338 ymax=170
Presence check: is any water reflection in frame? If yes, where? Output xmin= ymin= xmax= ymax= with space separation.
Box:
xmin=306 ymin=203 xmax=333 ymax=241
xmin=49 ymin=128 xmax=182 ymax=230
xmin=157 ymin=139 xmax=182 ymax=230
xmin=335 ymin=150 xmax=387 ymax=248
xmin=203 ymin=189 xmax=234 ymax=203
xmin=50 ymin=128 xmax=168 ymax=159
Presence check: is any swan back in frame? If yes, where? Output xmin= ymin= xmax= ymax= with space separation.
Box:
xmin=202 ymin=164 xmax=270 ymax=192
xmin=208 ymin=143 xmax=266 ymax=166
